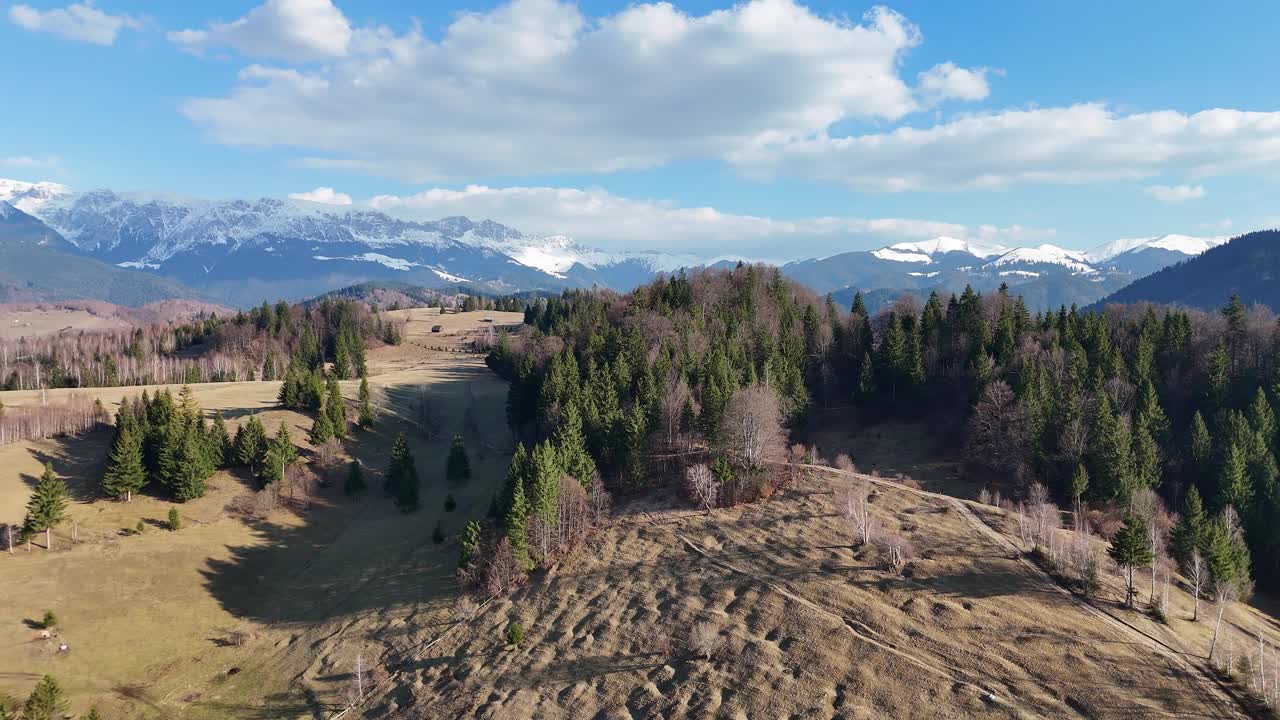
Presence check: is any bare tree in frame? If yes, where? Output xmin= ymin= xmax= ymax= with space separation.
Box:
xmin=1066 ymin=524 xmax=1102 ymax=597
xmin=483 ymin=537 xmax=526 ymax=596
xmin=347 ymin=652 xmax=369 ymax=705
xmin=838 ymin=480 xmax=872 ymax=546
xmin=719 ymin=386 xmax=787 ymax=471
xmin=314 ymin=437 xmax=342 ymax=481
xmin=1187 ymin=550 xmax=1206 ymax=622
xmin=1209 ymin=579 xmax=1239 ymax=667
xmin=685 ymin=463 xmax=718 ymax=513
xmin=878 ymin=529 xmax=910 ymax=570
xmin=1130 ymin=488 xmax=1172 ymax=604
xmin=965 ymin=381 xmax=1028 ymax=479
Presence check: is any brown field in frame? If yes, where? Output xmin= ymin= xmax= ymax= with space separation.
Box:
xmin=0 ymin=310 xmax=522 ymax=718
xmin=0 ymin=300 xmax=234 ymax=340
xmin=373 ymin=470 xmax=1276 ymax=719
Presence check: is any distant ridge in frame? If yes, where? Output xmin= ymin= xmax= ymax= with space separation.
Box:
xmin=1098 ymin=230 xmax=1280 ymax=311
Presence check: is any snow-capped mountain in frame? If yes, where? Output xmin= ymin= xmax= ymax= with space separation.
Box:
xmin=0 ymin=178 xmax=709 ymax=304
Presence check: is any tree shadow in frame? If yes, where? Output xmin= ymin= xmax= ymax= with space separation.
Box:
xmin=22 ymin=428 xmax=113 ymax=502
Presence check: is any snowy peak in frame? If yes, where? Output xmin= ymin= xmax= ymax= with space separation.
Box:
xmin=0 ymin=178 xmax=72 ymax=215
xmin=984 ymin=244 xmax=1094 ymax=274
xmin=1085 ymin=234 xmax=1228 ymax=263
xmin=887 ymin=236 xmax=1009 ymax=259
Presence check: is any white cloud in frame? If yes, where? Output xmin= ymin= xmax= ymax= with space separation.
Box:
xmin=288 ymin=186 xmax=352 ymax=204
xmin=732 ymin=104 xmax=1280 ymax=191
xmin=368 ymin=184 xmax=1053 ymax=257
xmin=8 ymin=1 xmax=140 ymax=45
xmin=180 ymin=0 xmax=988 ymax=180
xmin=1143 ymin=184 xmax=1206 ymax=204
xmin=1 ymin=155 xmax=60 ymax=169
xmin=917 ymin=62 xmax=992 ymax=103
xmin=169 ymin=0 xmax=352 ymax=62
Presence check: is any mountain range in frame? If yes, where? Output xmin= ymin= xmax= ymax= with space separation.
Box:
xmin=1098 ymin=229 xmax=1280 ymax=311
xmin=0 ymin=178 xmax=1230 ymax=309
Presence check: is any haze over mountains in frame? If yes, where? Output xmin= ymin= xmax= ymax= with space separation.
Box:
xmin=0 ymin=178 xmax=1229 ymax=308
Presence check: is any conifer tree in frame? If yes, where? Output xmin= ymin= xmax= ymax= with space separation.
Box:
xmin=1132 ymin=413 xmax=1161 ymax=489
xmin=460 ymin=519 xmax=482 ymax=568
xmin=357 ymin=377 xmax=374 ymax=428
xmin=505 ymin=472 xmax=533 ymax=571
xmin=530 ymin=441 xmax=560 ymax=525
xmin=1249 ymin=386 xmax=1276 ymax=448
xmin=1171 ymin=485 xmax=1206 ymax=567
xmin=1189 ymin=410 xmax=1213 ymax=478
xmin=308 ymin=412 xmax=333 ymax=446
xmin=554 ymin=401 xmax=595 ymax=487
xmin=333 ymin=340 xmax=351 ymax=380
xmin=102 ymin=424 xmax=146 ymax=502
xmin=235 ymin=416 xmax=268 ymax=472
xmin=879 ymin=314 xmax=907 ymax=402
xmin=387 ymin=433 xmax=419 ymax=511
xmin=344 ymin=459 xmax=365 ymax=496
xmin=857 ymin=351 xmax=874 ymax=398
xmin=209 ymin=414 xmax=231 ymax=467
xmin=446 ymin=434 xmax=471 ymax=483
xmin=169 ymin=429 xmax=210 ymax=501
xmin=21 ymin=676 xmax=67 ymax=720
xmin=1087 ymin=393 xmax=1135 ymax=501
xmin=1207 ymin=340 xmax=1230 ymax=408
xmin=25 ymin=464 xmax=68 ymax=551
xmin=1216 ymin=442 xmax=1250 ymax=512
xmin=1108 ymin=513 xmax=1154 ymax=608
xmin=1069 ymin=463 xmax=1089 ymax=507
xmin=499 ymin=443 xmax=530 ymax=518
xmin=326 ymin=375 xmax=346 ymax=440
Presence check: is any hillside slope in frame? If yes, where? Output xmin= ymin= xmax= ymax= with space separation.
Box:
xmin=358 ymin=472 xmax=1252 ymax=719
xmin=1100 ymin=230 xmax=1280 ymax=310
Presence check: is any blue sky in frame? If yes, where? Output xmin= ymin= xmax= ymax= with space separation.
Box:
xmin=3 ymin=0 xmax=1279 ymax=258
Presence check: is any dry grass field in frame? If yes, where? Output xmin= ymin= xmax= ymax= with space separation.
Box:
xmin=366 ymin=472 xmax=1278 ymax=719
xmin=0 ymin=310 xmax=523 ymax=718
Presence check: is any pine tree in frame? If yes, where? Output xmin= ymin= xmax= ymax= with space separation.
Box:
xmin=1108 ymin=514 xmax=1154 ymax=608
xmin=169 ymin=429 xmax=210 ymax=501
xmin=308 ymin=412 xmax=333 ymax=446
xmin=1189 ymin=410 xmax=1213 ymax=478
xmin=209 ymin=414 xmax=231 ymax=467
xmin=880 ymin=314 xmax=907 ymax=402
xmin=460 ymin=519 xmax=482 ymax=568
xmin=262 ymin=422 xmax=296 ymax=486
xmin=1132 ymin=413 xmax=1161 ymax=489
xmin=235 ymin=416 xmax=268 ymax=471
xmin=1216 ymin=442 xmax=1250 ymax=512
xmin=446 ymin=434 xmax=472 ymax=483
xmin=499 ymin=443 xmax=530 ymax=518
xmin=1207 ymin=340 xmax=1230 ymax=408
xmin=357 ymin=377 xmax=374 ymax=428
xmin=505 ymin=472 xmax=533 ymax=571
xmin=1171 ymin=485 xmax=1206 ymax=567
xmin=1087 ymin=393 xmax=1136 ymax=501
xmin=344 ymin=459 xmax=365 ymax=496
xmin=529 ymin=441 xmax=560 ymax=525
xmin=20 ymin=676 xmax=67 ymax=720
xmin=25 ymin=464 xmax=68 ymax=551
xmin=326 ymin=375 xmax=346 ymax=440
xmin=387 ymin=433 xmax=419 ymax=511
xmin=333 ymin=339 xmax=352 ymax=379
xmin=1249 ymin=386 xmax=1276 ymax=448
xmin=1070 ymin=463 xmax=1089 ymax=506
xmin=102 ymin=424 xmax=146 ymax=502
xmin=554 ymin=401 xmax=595 ymax=487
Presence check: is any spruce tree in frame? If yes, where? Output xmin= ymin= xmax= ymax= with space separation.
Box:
xmin=235 ymin=416 xmax=268 ymax=471
xmin=1132 ymin=413 xmax=1161 ymax=489
xmin=1170 ymin=485 xmax=1206 ymax=567
xmin=387 ymin=433 xmax=419 ymax=511
xmin=529 ymin=441 xmax=560 ymax=525
xmin=20 ymin=676 xmax=67 ymax=720
xmin=1069 ymin=463 xmax=1089 ymax=506
xmin=209 ymin=414 xmax=231 ymax=467
xmin=1207 ymin=340 xmax=1230 ymax=408
xmin=460 ymin=519 xmax=482 ymax=567
xmin=357 ymin=377 xmax=374 ymax=428
xmin=333 ymin=340 xmax=351 ymax=380
xmin=1249 ymin=386 xmax=1276 ymax=448
xmin=505 ymin=473 xmax=533 ymax=571
xmin=344 ymin=459 xmax=366 ymax=496
xmin=1087 ymin=393 xmax=1136 ymax=501
xmin=446 ymin=434 xmax=471 ymax=483
xmin=500 ymin=443 xmax=530 ymax=518
xmin=1189 ymin=410 xmax=1213 ymax=478
xmin=102 ymin=424 xmax=146 ymax=502
xmin=1216 ymin=442 xmax=1250 ymax=512
xmin=554 ymin=401 xmax=595 ymax=487
xmin=169 ymin=429 xmax=210 ymax=502
xmin=326 ymin=375 xmax=346 ymax=440
xmin=308 ymin=412 xmax=333 ymax=446
xmin=1108 ymin=514 xmax=1154 ymax=608
xmin=25 ymin=464 xmax=68 ymax=551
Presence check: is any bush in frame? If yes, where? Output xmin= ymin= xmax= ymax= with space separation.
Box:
xmin=40 ymin=610 xmax=58 ymax=629
xmin=444 ymin=494 xmax=457 ymax=512
xmin=134 ymin=520 xmax=145 ymax=535
xmin=505 ymin=621 xmax=525 ymax=647
xmin=167 ymin=507 xmax=181 ymax=531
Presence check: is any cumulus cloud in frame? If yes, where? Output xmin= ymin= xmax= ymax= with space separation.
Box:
xmin=169 ymin=0 xmax=352 ymax=62
xmin=1143 ymin=184 xmax=1206 ymax=204
xmin=180 ymin=0 xmax=989 ymax=180
xmin=917 ymin=62 xmax=992 ymax=103
xmin=288 ymin=186 xmax=352 ymax=204
xmin=731 ymin=104 xmax=1280 ymax=191
xmin=9 ymin=1 xmax=141 ymax=45
xmin=368 ymin=184 xmax=1053 ymax=257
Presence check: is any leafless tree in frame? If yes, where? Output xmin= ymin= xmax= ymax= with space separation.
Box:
xmin=965 ymin=381 xmax=1028 ymax=479
xmin=657 ymin=375 xmax=692 ymax=450
xmin=838 ymin=480 xmax=872 ymax=546
xmin=685 ymin=463 xmax=718 ymax=513
xmin=879 ymin=529 xmax=910 ymax=570
xmin=1187 ymin=550 xmax=1207 ymax=622
xmin=314 ymin=437 xmax=342 ymax=480
xmin=1026 ymin=483 xmax=1059 ymax=551
xmin=1209 ymin=579 xmax=1239 ymax=667
xmin=834 ymin=453 xmax=855 ymax=474
xmin=719 ymin=385 xmax=787 ymax=472
xmin=1066 ymin=524 xmax=1102 ymax=597
xmin=688 ymin=621 xmax=720 ymax=661
xmin=1130 ymin=488 xmax=1172 ymax=603
xmin=483 ymin=537 xmax=526 ymax=596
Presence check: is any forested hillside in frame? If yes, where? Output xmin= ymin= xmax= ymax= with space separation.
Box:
xmin=485 ymin=266 xmax=1279 ymax=600
xmin=1101 ymin=230 xmax=1280 ymax=310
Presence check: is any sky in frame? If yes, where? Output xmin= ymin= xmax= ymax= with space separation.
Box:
xmin=2 ymin=0 xmax=1279 ymax=260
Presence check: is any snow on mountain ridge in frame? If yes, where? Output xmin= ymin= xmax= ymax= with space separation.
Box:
xmin=1084 ymin=234 xmax=1228 ymax=263
xmin=887 ymin=236 xmax=1009 ymax=259
xmin=984 ymin=244 xmax=1095 ymax=274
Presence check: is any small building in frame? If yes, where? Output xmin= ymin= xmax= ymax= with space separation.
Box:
xmin=431 ymin=325 xmax=443 ymax=333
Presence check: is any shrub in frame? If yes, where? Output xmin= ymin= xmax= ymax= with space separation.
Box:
xmin=688 ymin=621 xmax=720 ymax=661
xmin=505 ymin=621 xmax=525 ymax=647
xmin=167 ymin=507 xmax=181 ymax=531
xmin=135 ymin=519 xmax=145 ymax=535
xmin=444 ymin=494 xmax=457 ymax=512
xmin=40 ymin=610 xmax=58 ymax=629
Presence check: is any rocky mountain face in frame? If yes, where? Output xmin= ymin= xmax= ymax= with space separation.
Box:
xmin=0 ymin=178 xmax=1228 ymax=309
